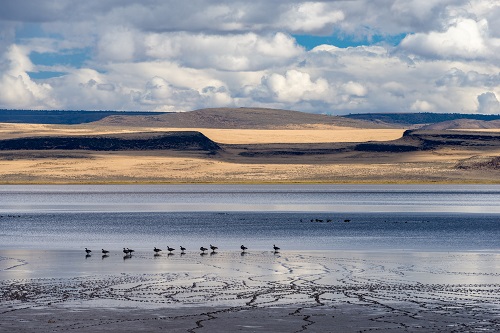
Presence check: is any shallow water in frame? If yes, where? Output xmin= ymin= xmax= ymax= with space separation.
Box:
xmin=0 ymin=185 xmax=499 ymax=252
xmin=1 ymin=185 xmax=500 ymax=332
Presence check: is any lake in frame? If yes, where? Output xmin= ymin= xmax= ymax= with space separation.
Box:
xmin=0 ymin=185 xmax=499 ymax=252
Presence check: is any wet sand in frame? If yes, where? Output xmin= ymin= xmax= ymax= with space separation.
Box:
xmin=1 ymin=249 xmax=499 ymax=332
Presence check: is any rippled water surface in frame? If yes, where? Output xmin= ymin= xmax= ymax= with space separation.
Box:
xmin=0 ymin=185 xmax=499 ymax=251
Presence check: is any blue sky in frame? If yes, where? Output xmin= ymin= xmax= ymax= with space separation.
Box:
xmin=0 ymin=0 xmax=499 ymax=114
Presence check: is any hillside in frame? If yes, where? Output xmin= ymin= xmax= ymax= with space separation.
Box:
xmin=420 ymin=119 xmax=500 ymax=130
xmin=96 ymin=107 xmax=392 ymax=129
xmin=344 ymin=113 xmax=500 ymax=126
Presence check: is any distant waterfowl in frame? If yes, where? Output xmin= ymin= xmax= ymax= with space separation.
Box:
xmin=241 ymin=245 xmax=248 ymax=251
xmin=123 ymin=248 xmax=130 ymax=255
xmin=200 ymin=246 xmax=208 ymax=253
xmin=167 ymin=246 xmax=175 ymax=253
xmin=273 ymin=245 xmax=280 ymax=251
xmin=127 ymin=248 xmax=135 ymax=255
xmin=180 ymin=246 xmax=186 ymax=252
xmin=210 ymin=244 xmax=218 ymax=252
xmin=101 ymin=249 xmax=109 ymax=255
xmin=154 ymin=247 xmax=162 ymax=253
xmin=85 ymin=248 xmax=92 ymax=255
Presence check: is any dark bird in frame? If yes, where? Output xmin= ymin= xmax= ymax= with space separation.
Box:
xmin=273 ymin=244 xmax=280 ymax=252
xmin=123 ymin=248 xmax=130 ymax=255
xmin=210 ymin=244 xmax=218 ymax=252
xmin=102 ymin=249 xmax=109 ymax=255
xmin=85 ymin=248 xmax=92 ymax=255
xmin=127 ymin=248 xmax=135 ymax=255
xmin=167 ymin=246 xmax=175 ymax=253
xmin=200 ymin=246 xmax=208 ymax=253
xmin=154 ymin=247 xmax=162 ymax=253
xmin=180 ymin=246 xmax=186 ymax=252
xmin=241 ymin=245 xmax=248 ymax=251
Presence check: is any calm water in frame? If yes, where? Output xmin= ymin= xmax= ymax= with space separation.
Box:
xmin=0 ymin=185 xmax=499 ymax=251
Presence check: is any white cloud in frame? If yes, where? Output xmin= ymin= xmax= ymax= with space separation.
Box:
xmin=0 ymin=45 xmax=56 ymax=109
xmin=256 ymin=69 xmax=330 ymax=104
xmin=400 ymin=18 xmax=492 ymax=59
xmin=278 ymin=2 xmax=344 ymax=34
xmin=477 ymin=92 xmax=500 ymax=113
xmin=0 ymin=0 xmax=500 ymax=114
xmin=342 ymin=81 xmax=367 ymax=97
xmin=411 ymin=99 xmax=435 ymax=112
xmin=143 ymin=32 xmax=303 ymax=71
xmin=97 ymin=27 xmax=138 ymax=62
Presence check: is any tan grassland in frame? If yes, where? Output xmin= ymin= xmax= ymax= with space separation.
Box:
xmin=0 ymin=123 xmax=499 ymax=184
xmin=0 ymin=123 xmax=405 ymax=144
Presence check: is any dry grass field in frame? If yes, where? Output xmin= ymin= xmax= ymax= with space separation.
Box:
xmin=0 ymin=123 xmax=404 ymax=144
xmin=0 ymin=119 xmax=499 ymax=184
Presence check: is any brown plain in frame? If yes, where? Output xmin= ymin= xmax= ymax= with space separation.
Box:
xmin=0 ymin=108 xmax=499 ymax=184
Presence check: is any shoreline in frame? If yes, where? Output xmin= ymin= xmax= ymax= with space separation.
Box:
xmin=2 ymin=249 xmax=500 ymax=332
xmin=2 ymin=179 xmax=500 ymax=185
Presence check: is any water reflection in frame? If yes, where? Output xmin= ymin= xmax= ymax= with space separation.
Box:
xmin=2 ymin=185 xmax=500 ymax=214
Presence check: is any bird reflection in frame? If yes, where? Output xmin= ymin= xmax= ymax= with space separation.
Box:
xmin=154 ymin=253 xmax=162 ymax=258
xmin=85 ymin=254 xmax=91 ymax=259
xmin=102 ymin=254 xmax=109 ymax=259
xmin=123 ymin=254 xmax=132 ymax=260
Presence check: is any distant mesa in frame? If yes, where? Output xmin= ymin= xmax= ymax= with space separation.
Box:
xmin=0 ymin=131 xmax=220 ymax=153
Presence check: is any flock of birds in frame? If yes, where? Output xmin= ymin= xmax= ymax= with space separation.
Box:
xmin=85 ymin=244 xmax=280 ymax=257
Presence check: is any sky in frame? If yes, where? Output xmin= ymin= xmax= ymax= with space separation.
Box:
xmin=0 ymin=0 xmax=500 ymax=115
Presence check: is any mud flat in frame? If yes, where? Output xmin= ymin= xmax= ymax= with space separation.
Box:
xmin=1 ymin=250 xmax=499 ymax=332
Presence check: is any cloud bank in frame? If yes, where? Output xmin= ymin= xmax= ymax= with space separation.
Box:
xmin=0 ymin=0 xmax=499 ymax=114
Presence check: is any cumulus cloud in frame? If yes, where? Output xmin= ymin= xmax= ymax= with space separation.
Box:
xmin=255 ymin=70 xmax=330 ymax=104
xmin=411 ymin=100 xmax=436 ymax=112
xmin=400 ymin=18 xmax=492 ymax=59
xmin=143 ymin=32 xmax=303 ymax=71
xmin=477 ymin=92 xmax=500 ymax=114
xmin=0 ymin=0 xmax=500 ymax=114
xmin=278 ymin=2 xmax=344 ymax=34
xmin=0 ymin=45 xmax=56 ymax=109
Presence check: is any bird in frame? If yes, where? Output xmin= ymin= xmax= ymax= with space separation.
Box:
xmin=180 ymin=246 xmax=186 ymax=252
xmin=167 ymin=246 xmax=175 ymax=253
xmin=200 ymin=246 xmax=208 ymax=253
xmin=273 ymin=244 xmax=280 ymax=252
xmin=240 ymin=245 xmax=248 ymax=251
xmin=85 ymin=248 xmax=92 ymax=255
xmin=123 ymin=248 xmax=130 ymax=255
xmin=102 ymin=249 xmax=109 ymax=255
xmin=154 ymin=247 xmax=162 ymax=253
xmin=127 ymin=248 xmax=135 ymax=255
xmin=210 ymin=244 xmax=218 ymax=252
